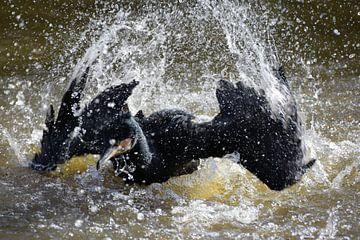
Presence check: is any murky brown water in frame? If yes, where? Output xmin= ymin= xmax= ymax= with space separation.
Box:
xmin=0 ymin=1 xmax=359 ymax=239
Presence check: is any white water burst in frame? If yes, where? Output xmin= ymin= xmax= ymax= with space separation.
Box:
xmin=171 ymin=199 xmax=259 ymax=228
xmin=0 ymin=124 xmax=26 ymax=165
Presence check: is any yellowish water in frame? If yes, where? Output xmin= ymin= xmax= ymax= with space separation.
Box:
xmin=47 ymin=155 xmax=99 ymax=177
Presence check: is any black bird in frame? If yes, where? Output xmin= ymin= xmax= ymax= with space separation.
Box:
xmin=31 ymin=67 xmax=315 ymax=191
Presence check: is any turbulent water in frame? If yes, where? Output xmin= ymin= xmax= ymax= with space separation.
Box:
xmin=0 ymin=0 xmax=359 ymax=239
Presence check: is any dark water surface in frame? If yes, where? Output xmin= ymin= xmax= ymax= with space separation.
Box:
xmin=0 ymin=1 xmax=359 ymax=239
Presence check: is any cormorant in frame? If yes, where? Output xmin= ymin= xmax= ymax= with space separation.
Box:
xmin=30 ymin=67 xmax=315 ymax=191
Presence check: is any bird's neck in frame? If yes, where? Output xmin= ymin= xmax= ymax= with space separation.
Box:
xmin=127 ymin=117 xmax=152 ymax=166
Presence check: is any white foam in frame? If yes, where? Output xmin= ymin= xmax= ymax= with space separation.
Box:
xmin=171 ymin=199 xmax=259 ymax=228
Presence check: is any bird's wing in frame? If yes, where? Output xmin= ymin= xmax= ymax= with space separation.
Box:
xmin=207 ymin=69 xmax=310 ymax=190
xmin=55 ymin=67 xmax=89 ymax=129
xmin=31 ymin=68 xmax=90 ymax=169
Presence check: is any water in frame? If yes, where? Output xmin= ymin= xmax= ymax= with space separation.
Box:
xmin=1 ymin=0 xmax=359 ymax=239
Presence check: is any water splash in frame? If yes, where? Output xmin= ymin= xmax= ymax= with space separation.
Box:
xmin=60 ymin=0 xmax=293 ymax=120
xmin=318 ymin=205 xmax=340 ymax=239
xmin=202 ymin=0 xmax=292 ymax=117
xmin=1 ymin=1 xmax=359 ymax=239
xmin=171 ymin=199 xmax=259 ymax=228
xmin=0 ymin=124 xmax=26 ymax=165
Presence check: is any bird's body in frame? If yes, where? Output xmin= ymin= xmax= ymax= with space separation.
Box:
xmin=30 ymin=67 xmax=315 ymax=191
xmin=114 ymin=78 xmax=314 ymax=190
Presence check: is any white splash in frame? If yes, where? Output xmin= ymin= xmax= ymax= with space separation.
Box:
xmin=0 ymin=124 xmax=26 ymax=165
xmin=172 ymin=199 xmax=259 ymax=227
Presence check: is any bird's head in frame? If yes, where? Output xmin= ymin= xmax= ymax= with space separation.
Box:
xmin=95 ymin=111 xmax=146 ymax=175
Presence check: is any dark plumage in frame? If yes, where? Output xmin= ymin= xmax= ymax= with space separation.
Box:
xmin=30 ymin=68 xmax=139 ymax=170
xmin=31 ymin=67 xmax=315 ymax=191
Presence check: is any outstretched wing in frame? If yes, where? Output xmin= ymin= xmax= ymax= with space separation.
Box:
xmin=56 ymin=67 xmax=89 ymax=130
xmin=85 ymin=80 xmax=138 ymax=113
xmin=74 ymin=80 xmax=140 ymax=154
xmin=30 ymin=68 xmax=90 ymax=169
xmin=215 ymin=79 xmax=270 ymax=120
xmin=208 ymin=68 xmax=312 ymax=190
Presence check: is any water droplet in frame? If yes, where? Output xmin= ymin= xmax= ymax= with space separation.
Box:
xmin=137 ymin=212 xmax=145 ymax=221
xmin=75 ymin=219 xmax=83 ymax=227
xmin=155 ymin=208 xmax=162 ymax=215
xmin=90 ymin=205 xmax=98 ymax=213
xmin=333 ymin=29 xmax=340 ymax=35
xmin=107 ymin=102 xmax=115 ymax=108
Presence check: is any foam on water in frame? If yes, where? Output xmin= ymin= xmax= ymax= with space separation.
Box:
xmin=171 ymin=199 xmax=259 ymax=228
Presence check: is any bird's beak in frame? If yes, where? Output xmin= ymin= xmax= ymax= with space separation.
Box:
xmin=96 ymin=138 xmax=134 ymax=171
